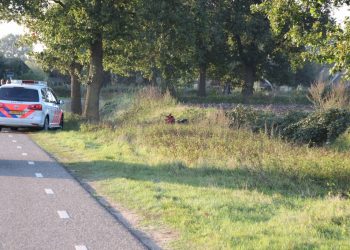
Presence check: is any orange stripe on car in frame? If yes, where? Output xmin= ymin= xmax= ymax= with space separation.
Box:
xmin=4 ymin=104 xmax=28 ymax=111
xmin=0 ymin=108 xmax=12 ymax=118
xmin=20 ymin=110 xmax=35 ymax=119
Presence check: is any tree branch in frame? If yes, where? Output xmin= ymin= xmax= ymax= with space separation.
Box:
xmin=51 ymin=0 xmax=65 ymax=8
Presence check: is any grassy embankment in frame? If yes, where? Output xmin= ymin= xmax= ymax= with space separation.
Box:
xmin=32 ymin=88 xmax=350 ymax=249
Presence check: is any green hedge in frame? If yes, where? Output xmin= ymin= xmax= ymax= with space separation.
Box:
xmin=226 ymin=106 xmax=350 ymax=146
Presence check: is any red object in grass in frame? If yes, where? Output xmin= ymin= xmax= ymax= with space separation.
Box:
xmin=165 ymin=114 xmax=175 ymax=124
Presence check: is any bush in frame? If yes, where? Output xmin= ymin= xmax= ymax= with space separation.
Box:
xmin=63 ymin=113 xmax=85 ymax=131
xmin=226 ymin=105 xmax=307 ymax=137
xmin=261 ymin=111 xmax=308 ymax=137
xmin=226 ymin=105 xmax=263 ymax=130
xmin=226 ymin=106 xmax=350 ymax=146
xmin=227 ymin=105 xmax=277 ymax=130
xmin=282 ymin=109 xmax=350 ymax=146
xmin=308 ymin=81 xmax=350 ymax=111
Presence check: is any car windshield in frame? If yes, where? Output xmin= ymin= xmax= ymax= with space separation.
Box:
xmin=0 ymin=87 xmax=39 ymax=102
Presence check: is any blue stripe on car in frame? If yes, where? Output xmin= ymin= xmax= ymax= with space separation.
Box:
xmin=3 ymin=107 xmax=17 ymax=118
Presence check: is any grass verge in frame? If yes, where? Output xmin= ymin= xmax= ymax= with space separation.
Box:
xmin=31 ymin=88 xmax=350 ymax=249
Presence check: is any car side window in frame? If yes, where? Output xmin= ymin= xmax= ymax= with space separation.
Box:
xmin=41 ymin=89 xmax=49 ymax=102
xmin=47 ymin=89 xmax=58 ymax=104
xmin=49 ymin=89 xmax=59 ymax=104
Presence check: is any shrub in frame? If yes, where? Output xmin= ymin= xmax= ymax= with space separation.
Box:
xmin=282 ymin=109 xmax=350 ymax=146
xmin=332 ymin=129 xmax=350 ymax=151
xmin=226 ymin=105 xmax=260 ymax=129
xmin=308 ymin=81 xmax=350 ymax=111
xmin=225 ymin=105 xmax=350 ymax=146
xmin=262 ymin=111 xmax=308 ymax=137
xmin=226 ymin=105 xmax=307 ymax=137
xmin=63 ymin=113 xmax=84 ymax=131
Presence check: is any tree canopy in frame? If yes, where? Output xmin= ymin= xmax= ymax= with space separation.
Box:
xmin=2 ymin=0 xmax=350 ymax=119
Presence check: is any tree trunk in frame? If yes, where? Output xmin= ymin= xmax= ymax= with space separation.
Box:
xmin=83 ymin=34 xmax=103 ymax=121
xmin=69 ymin=64 xmax=82 ymax=115
xmin=198 ymin=64 xmax=207 ymax=97
xmin=242 ymin=64 xmax=255 ymax=97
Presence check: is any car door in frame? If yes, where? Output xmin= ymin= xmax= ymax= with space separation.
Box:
xmin=41 ymin=88 xmax=53 ymax=125
xmin=46 ymin=88 xmax=61 ymax=127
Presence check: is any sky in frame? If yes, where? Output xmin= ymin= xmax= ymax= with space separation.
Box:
xmin=0 ymin=5 xmax=349 ymax=39
xmin=334 ymin=5 xmax=350 ymax=23
xmin=0 ymin=21 xmax=25 ymax=39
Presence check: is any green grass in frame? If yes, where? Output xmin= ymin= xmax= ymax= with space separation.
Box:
xmin=31 ymin=87 xmax=350 ymax=249
xmin=332 ymin=129 xmax=350 ymax=152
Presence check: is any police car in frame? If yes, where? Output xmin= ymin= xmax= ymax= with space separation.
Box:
xmin=0 ymin=80 xmax=64 ymax=130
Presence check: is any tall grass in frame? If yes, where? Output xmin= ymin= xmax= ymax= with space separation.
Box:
xmin=112 ymin=87 xmax=177 ymax=125
xmin=308 ymin=81 xmax=350 ymax=110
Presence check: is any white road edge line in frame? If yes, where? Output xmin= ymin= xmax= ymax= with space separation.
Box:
xmin=44 ymin=189 xmax=54 ymax=195
xmin=28 ymin=161 xmax=35 ymax=165
xmin=8 ymin=134 xmax=12 ymax=137
xmin=75 ymin=245 xmax=88 ymax=250
xmin=35 ymin=173 xmax=43 ymax=178
xmin=57 ymin=210 xmax=70 ymax=219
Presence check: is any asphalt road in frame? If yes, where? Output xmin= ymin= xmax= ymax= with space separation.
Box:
xmin=0 ymin=130 xmax=146 ymax=250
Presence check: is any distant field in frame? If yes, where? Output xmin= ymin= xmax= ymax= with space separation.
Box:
xmin=32 ymin=88 xmax=350 ymax=249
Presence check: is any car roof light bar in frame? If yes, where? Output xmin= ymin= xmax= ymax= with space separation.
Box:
xmin=10 ymin=80 xmax=47 ymax=86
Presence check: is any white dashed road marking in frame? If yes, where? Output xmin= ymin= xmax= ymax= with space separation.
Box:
xmin=35 ymin=173 xmax=43 ymax=178
xmin=28 ymin=161 xmax=35 ymax=165
xmin=12 ymin=140 xmax=16 ymax=143
xmin=57 ymin=210 xmax=70 ymax=219
xmin=75 ymin=245 xmax=88 ymax=250
xmin=17 ymin=146 xmax=22 ymax=149
xmin=44 ymin=189 xmax=54 ymax=195
xmin=8 ymin=134 xmax=12 ymax=137
xmin=22 ymin=153 xmax=28 ymax=156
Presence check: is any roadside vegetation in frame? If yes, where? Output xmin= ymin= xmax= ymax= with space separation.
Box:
xmin=2 ymin=0 xmax=350 ymax=248
xmin=32 ymin=86 xmax=350 ymax=249
xmin=179 ymin=89 xmax=310 ymax=106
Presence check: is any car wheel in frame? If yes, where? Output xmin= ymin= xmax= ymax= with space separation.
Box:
xmin=42 ymin=116 xmax=49 ymax=131
xmin=59 ymin=116 xmax=64 ymax=130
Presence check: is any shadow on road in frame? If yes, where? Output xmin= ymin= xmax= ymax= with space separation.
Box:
xmin=0 ymin=159 xmax=71 ymax=179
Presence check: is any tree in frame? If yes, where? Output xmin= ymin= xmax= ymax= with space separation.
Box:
xmin=0 ymin=54 xmax=30 ymax=79
xmin=215 ymin=0 xmax=310 ymax=96
xmin=104 ymin=0 xmax=196 ymax=94
xmin=23 ymin=4 xmax=86 ymax=115
xmin=63 ymin=0 xmax=136 ymax=121
xmin=0 ymin=34 xmax=31 ymax=59
xmin=2 ymin=0 xmax=137 ymax=121
xmin=256 ymin=0 xmax=337 ymax=77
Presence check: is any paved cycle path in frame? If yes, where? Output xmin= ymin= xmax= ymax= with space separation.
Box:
xmin=0 ymin=130 xmax=146 ymax=250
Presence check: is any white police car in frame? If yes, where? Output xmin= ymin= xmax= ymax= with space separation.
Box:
xmin=0 ymin=80 xmax=64 ymax=130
